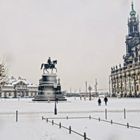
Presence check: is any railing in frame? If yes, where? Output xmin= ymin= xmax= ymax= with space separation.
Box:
xmin=42 ymin=116 xmax=91 ymax=140
xmin=1 ymin=108 xmax=140 ymax=130
xmin=91 ymin=116 xmax=140 ymax=130
xmin=1 ymin=108 xmax=140 ymax=115
xmin=43 ymin=115 xmax=140 ymax=130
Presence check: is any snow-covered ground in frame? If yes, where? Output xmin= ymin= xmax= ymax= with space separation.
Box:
xmin=0 ymin=97 xmax=140 ymax=140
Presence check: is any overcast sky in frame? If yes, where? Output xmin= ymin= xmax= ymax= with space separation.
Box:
xmin=0 ymin=0 xmax=140 ymax=92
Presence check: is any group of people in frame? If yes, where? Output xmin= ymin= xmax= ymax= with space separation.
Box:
xmin=98 ymin=96 xmax=108 ymax=106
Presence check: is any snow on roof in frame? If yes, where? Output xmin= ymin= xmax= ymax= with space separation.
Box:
xmin=6 ymin=76 xmax=36 ymax=87
xmin=12 ymin=79 xmax=28 ymax=85
xmin=28 ymin=83 xmax=37 ymax=87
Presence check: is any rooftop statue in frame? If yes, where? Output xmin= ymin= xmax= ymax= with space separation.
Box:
xmin=41 ymin=57 xmax=57 ymax=74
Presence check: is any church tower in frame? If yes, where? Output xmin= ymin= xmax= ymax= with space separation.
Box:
xmin=124 ymin=2 xmax=140 ymax=65
xmin=128 ymin=2 xmax=139 ymax=37
xmin=111 ymin=3 xmax=140 ymax=97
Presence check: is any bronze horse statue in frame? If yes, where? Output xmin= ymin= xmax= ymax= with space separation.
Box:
xmin=41 ymin=60 xmax=57 ymax=73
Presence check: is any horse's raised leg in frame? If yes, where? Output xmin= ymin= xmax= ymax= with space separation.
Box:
xmin=46 ymin=69 xmax=49 ymax=73
xmin=55 ymin=68 xmax=57 ymax=73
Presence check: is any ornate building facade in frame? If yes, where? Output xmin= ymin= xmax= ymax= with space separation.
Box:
xmin=111 ymin=3 xmax=140 ymax=97
xmin=0 ymin=76 xmax=38 ymax=98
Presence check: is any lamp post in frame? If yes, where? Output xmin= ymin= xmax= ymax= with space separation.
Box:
xmin=94 ymin=79 xmax=98 ymax=97
xmin=88 ymin=85 xmax=92 ymax=100
xmin=54 ymin=97 xmax=57 ymax=115
xmin=54 ymin=83 xmax=57 ymax=115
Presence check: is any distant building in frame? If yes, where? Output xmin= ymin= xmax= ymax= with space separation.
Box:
xmin=0 ymin=76 xmax=38 ymax=98
xmin=79 ymin=92 xmax=98 ymax=97
xmin=111 ymin=3 xmax=140 ymax=97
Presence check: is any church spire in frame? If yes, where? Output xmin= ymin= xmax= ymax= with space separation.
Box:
xmin=125 ymin=2 xmax=140 ymax=59
xmin=131 ymin=2 xmax=134 ymax=11
xmin=127 ymin=2 xmax=139 ymax=37
xmin=130 ymin=2 xmax=136 ymax=17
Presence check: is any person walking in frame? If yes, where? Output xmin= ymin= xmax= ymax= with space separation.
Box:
xmin=98 ymin=98 xmax=101 ymax=106
xmin=104 ymin=96 xmax=108 ymax=105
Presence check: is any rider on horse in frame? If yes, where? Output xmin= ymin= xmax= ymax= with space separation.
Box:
xmin=47 ymin=57 xmax=52 ymax=66
xmin=41 ymin=57 xmax=57 ymax=74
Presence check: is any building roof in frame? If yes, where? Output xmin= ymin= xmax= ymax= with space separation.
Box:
xmin=5 ymin=76 xmax=37 ymax=87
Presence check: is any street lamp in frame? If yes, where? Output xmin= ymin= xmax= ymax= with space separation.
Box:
xmin=54 ymin=83 xmax=57 ymax=115
xmin=88 ymin=85 xmax=92 ymax=101
xmin=54 ymin=97 xmax=57 ymax=115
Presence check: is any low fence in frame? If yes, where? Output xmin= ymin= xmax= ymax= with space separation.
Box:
xmin=43 ymin=115 xmax=140 ymax=130
xmin=91 ymin=116 xmax=140 ymax=130
xmin=1 ymin=108 xmax=140 ymax=116
xmin=42 ymin=116 xmax=91 ymax=140
xmin=1 ymin=108 xmax=140 ymax=129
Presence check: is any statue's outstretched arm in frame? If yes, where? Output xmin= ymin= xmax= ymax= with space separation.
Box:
xmin=53 ymin=60 xmax=57 ymax=64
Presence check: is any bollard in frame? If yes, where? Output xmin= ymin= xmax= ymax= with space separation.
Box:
xmin=52 ymin=120 xmax=54 ymax=125
xmin=105 ymin=108 xmax=107 ymax=120
xmin=98 ymin=117 xmax=100 ymax=122
xmin=59 ymin=122 xmax=61 ymax=128
xmin=46 ymin=118 xmax=48 ymax=122
xmin=124 ymin=108 xmax=126 ymax=119
xmin=111 ymin=120 xmax=113 ymax=124
xmin=16 ymin=110 xmax=18 ymax=122
xmin=89 ymin=115 xmax=91 ymax=119
xmin=42 ymin=116 xmax=44 ymax=120
xmin=127 ymin=123 xmax=129 ymax=128
xmin=66 ymin=116 xmax=68 ymax=119
xmin=84 ymin=132 xmax=86 ymax=140
xmin=69 ymin=126 xmax=71 ymax=134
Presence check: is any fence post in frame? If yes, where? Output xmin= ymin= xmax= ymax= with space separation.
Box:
xmin=127 ymin=123 xmax=129 ymax=128
xmin=89 ymin=115 xmax=91 ymax=119
xmin=69 ymin=126 xmax=71 ymax=134
xmin=84 ymin=132 xmax=86 ymax=140
xmin=59 ymin=122 xmax=61 ymax=128
xmin=46 ymin=118 xmax=48 ymax=122
xmin=105 ymin=108 xmax=107 ymax=120
xmin=52 ymin=120 xmax=54 ymax=125
xmin=124 ymin=108 xmax=126 ymax=119
xmin=16 ymin=110 xmax=18 ymax=122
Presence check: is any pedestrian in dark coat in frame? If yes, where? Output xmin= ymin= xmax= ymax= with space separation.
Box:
xmin=98 ymin=98 xmax=101 ymax=106
xmin=104 ymin=96 xmax=108 ymax=105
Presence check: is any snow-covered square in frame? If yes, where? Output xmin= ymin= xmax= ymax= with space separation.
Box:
xmin=0 ymin=97 xmax=140 ymax=140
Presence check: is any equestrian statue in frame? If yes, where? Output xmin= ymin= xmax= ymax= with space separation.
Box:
xmin=41 ymin=57 xmax=57 ymax=73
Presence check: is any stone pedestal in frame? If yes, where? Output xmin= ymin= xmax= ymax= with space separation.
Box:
xmin=33 ymin=73 xmax=66 ymax=101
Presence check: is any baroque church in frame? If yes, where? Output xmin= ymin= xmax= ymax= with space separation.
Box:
xmin=111 ymin=3 xmax=140 ymax=97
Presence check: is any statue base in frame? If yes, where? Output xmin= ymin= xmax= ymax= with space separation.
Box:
xmin=33 ymin=73 xmax=66 ymax=101
xmin=33 ymin=95 xmax=66 ymax=101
